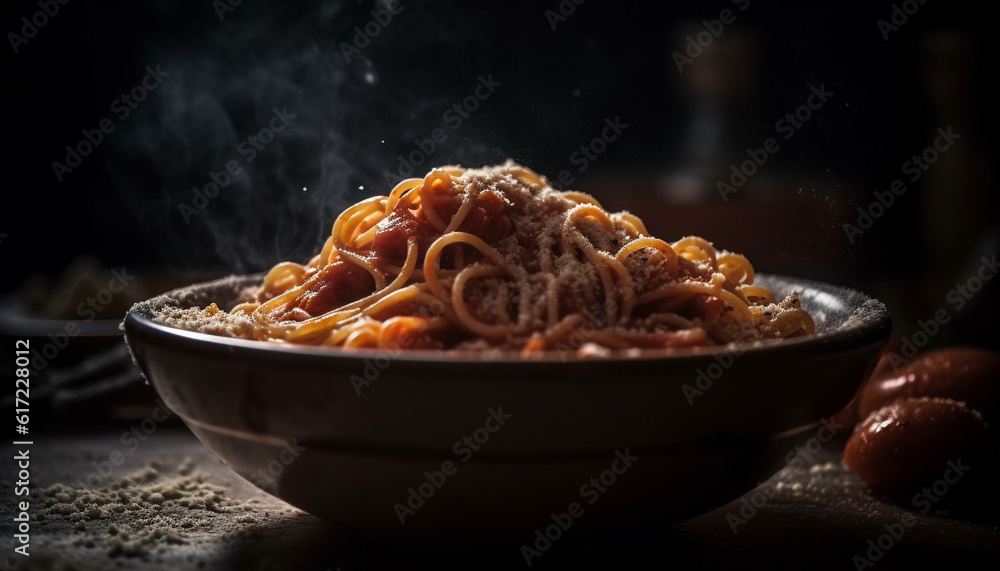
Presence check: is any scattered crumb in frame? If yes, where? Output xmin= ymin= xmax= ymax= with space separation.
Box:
xmin=809 ymin=462 xmax=840 ymax=474
xmin=178 ymin=457 xmax=197 ymax=476
xmin=30 ymin=463 xmax=297 ymax=563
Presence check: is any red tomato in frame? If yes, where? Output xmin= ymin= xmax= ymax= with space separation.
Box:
xmin=844 ymin=397 xmax=990 ymax=489
xmin=858 ymin=347 xmax=1000 ymax=422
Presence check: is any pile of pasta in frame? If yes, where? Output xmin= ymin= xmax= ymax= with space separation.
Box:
xmin=217 ymin=162 xmax=814 ymax=353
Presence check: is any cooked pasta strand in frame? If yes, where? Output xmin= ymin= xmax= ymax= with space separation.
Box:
xmin=199 ymin=162 xmax=813 ymax=353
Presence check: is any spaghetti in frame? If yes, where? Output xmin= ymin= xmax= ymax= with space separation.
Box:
xmin=214 ymin=162 xmax=814 ymax=354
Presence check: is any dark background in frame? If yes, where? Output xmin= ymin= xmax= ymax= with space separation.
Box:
xmin=1 ymin=2 xmax=997 ymax=569
xmin=2 ymin=0 xmax=996 ymax=348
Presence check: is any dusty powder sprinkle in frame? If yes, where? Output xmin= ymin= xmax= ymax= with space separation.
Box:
xmin=30 ymin=459 xmax=297 ymax=564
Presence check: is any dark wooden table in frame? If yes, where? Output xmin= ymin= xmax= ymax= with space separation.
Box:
xmin=4 ymin=425 xmax=997 ymax=571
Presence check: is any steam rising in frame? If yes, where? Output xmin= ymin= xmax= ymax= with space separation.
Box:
xmin=107 ymin=0 xmax=506 ymax=273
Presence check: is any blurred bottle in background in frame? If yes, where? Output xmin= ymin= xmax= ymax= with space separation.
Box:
xmin=916 ymin=29 xmax=997 ymax=348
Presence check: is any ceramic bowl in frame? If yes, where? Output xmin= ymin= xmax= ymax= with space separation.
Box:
xmin=122 ymin=273 xmax=890 ymax=550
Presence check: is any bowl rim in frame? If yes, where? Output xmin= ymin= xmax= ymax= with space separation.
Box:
xmin=122 ymin=272 xmax=891 ymax=370
xmin=0 ymin=294 xmax=124 ymax=337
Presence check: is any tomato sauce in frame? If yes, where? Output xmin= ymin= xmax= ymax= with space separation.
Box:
xmin=285 ymin=259 xmax=375 ymax=317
